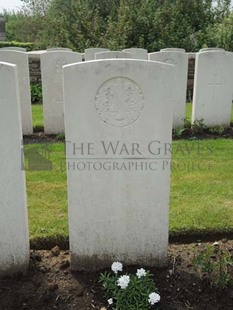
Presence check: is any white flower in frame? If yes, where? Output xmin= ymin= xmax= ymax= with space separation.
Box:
xmin=111 ymin=261 xmax=123 ymax=274
xmin=108 ymin=298 xmax=113 ymax=305
xmin=117 ymin=275 xmax=130 ymax=289
xmin=136 ymin=268 xmax=147 ymax=278
xmin=148 ymin=292 xmax=161 ymax=305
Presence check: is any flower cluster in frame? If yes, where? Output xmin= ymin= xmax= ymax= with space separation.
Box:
xmin=136 ymin=268 xmax=147 ymax=278
xmin=100 ymin=261 xmax=161 ymax=309
xmin=117 ymin=275 xmax=130 ymax=289
xmin=111 ymin=261 xmax=123 ymax=274
xmin=148 ymin=292 xmax=161 ymax=305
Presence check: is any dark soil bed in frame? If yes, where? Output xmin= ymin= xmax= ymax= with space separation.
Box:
xmin=23 ymin=126 xmax=233 ymax=145
xmin=1 ymin=239 xmax=233 ymax=310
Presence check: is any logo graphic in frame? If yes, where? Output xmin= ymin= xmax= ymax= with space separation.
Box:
xmin=95 ymin=77 xmax=144 ymax=127
xmin=22 ymin=142 xmax=52 ymax=171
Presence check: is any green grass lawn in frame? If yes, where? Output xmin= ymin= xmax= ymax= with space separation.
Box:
xmin=32 ymin=104 xmax=44 ymax=129
xmin=32 ymin=103 xmax=233 ymax=130
xmin=25 ymin=139 xmax=233 ymax=243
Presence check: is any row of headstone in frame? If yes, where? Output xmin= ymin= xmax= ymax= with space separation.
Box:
xmin=1 ymin=49 xmax=233 ymax=275
xmin=1 ymin=47 xmax=232 ymax=135
xmin=0 ymin=57 xmax=174 ymax=276
xmin=63 ymin=58 xmax=174 ymax=270
xmin=42 ymin=47 xmax=187 ymax=133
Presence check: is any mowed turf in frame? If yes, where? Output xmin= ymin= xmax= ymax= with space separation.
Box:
xmin=25 ymin=139 xmax=233 ymax=242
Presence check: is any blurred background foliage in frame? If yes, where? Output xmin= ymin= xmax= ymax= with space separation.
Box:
xmin=2 ymin=0 xmax=233 ymax=52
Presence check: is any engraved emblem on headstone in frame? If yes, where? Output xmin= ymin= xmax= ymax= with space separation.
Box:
xmin=163 ymin=58 xmax=177 ymax=65
xmin=95 ymin=77 xmax=144 ymax=127
xmin=55 ymin=58 xmax=67 ymax=73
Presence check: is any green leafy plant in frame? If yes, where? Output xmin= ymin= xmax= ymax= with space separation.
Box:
xmin=173 ymin=126 xmax=186 ymax=138
xmin=183 ymin=117 xmax=191 ymax=129
xmin=56 ymin=133 xmax=65 ymax=141
xmin=209 ymin=126 xmax=225 ymax=135
xmin=191 ymin=119 xmax=207 ymax=134
xmin=192 ymin=244 xmax=233 ymax=288
xmin=100 ymin=262 xmax=160 ymax=309
xmin=31 ymin=83 xmax=43 ymax=104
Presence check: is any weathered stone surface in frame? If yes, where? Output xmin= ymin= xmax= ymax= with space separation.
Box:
xmin=122 ymin=48 xmax=148 ymax=59
xmin=0 ymin=62 xmax=29 ymax=277
xmin=85 ymin=48 xmax=110 ymax=61
xmin=41 ymin=50 xmax=83 ymax=134
xmin=149 ymin=50 xmax=188 ymax=127
xmin=192 ymin=49 xmax=232 ymax=127
xmin=63 ymin=59 xmax=174 ymax=271
xmin=95 ymin=51 xmax=135 ymax=59
xmin=0 ymin=50 xmax=33 ymax=134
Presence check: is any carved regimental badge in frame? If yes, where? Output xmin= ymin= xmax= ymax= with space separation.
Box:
xmin=95 ymin=77 xmax=144 ymax=127
xmin=55 ymin=58 xmax=67 ymax=73
xmin=162 ymin=58 xmax=177 ymax=66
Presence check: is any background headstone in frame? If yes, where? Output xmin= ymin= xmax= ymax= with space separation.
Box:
xmin=63 ymin=59 xmax=174 ymax=271
xmin=122 ymin=48 xmax=148 ymax=59
xmin=1 ymin=47 xmax=27 ymax=51
xmin=149 ymin=50 xmax=188 ymax=128
xmin=199 ymin=48 xmax=224 ymax=52
xmin=192 ymin=49 xmax=232 ymax=127
xmin=41 ymin=51 xmax=83 ymax=134
xmin=0 ymin=50 xmax=33 ymax=135
xmin=228 ymin=52 xmax=233 ymax=101
xmin=0 ymin=62 xmax=29 ymax=277
xmin=47 ymin=48 xmax=72 ymax=52
xmin=85 ymin=48 xmax=110 ymax=61
xmin=161 ymin=48 xmax=186 ymax=52
xmin=95 ymin=51 xmax=135 ymax=59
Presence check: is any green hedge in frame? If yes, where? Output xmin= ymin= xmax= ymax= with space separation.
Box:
xmin=0 ymin=41 xmax=34 ymax=51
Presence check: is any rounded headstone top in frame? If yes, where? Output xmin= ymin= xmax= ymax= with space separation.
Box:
xmin=27 ymin=50 xmax=47 ymax=59
xmin=1 ymin=47 xmax=26 ymax=52
xmin=95 ymin=51 xmax=135 ymax=60
xmin=47 ymin=47 xmax=72 ymax=52
xmin=199 ymin=48 xmax=225 ymax=52
xmin=160 ymin=48 xmax=186 ymax=52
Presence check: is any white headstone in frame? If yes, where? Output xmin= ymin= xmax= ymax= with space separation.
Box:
xmin=85 ymin=48 xmax=110 ymax=61
xmin=149 ymin=50 xmax=188 ymax=128
xmin=122 ymin=48 xmax=148 ymax=60
xmin=199 ymin=48 xmax=224 ymax=52
xmin=228 ymin=52 xmax=233 ymax=101
xmin=0 ymin=50 xmax=33 ymax=135
xmin=27 ymin=50 xmax=47 ymax=59
xmin=192 ymin=49 xmax=232 ymax=127
xmin=41 ymin=51 xmax=83 ymax=134
xmin=161 ymin=48 xmax=186 ymax=52
xmin=63 ymin=59 xmax=174 ymax=271
xmin=1 ymin=46 xmax=27 ymax=51
xmin=95 ymin=51 xmax=135 ymax=59
xmin=47 ymin=48 xmax=72 ymax=52
xmin=0 ymin=62 xmax=29 ymax=277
